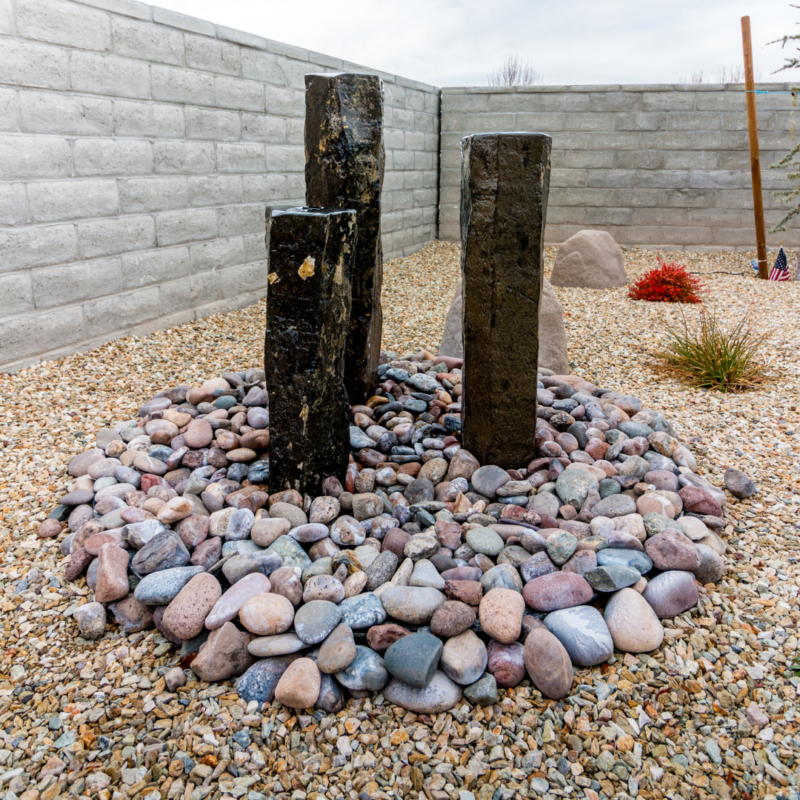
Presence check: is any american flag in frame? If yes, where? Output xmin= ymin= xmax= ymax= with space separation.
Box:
xmin=769 ymin=246 xmax=790 ymax=281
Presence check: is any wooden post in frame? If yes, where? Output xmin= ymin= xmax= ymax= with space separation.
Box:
xmin=742 ymin=15 xmax=769 ymax=279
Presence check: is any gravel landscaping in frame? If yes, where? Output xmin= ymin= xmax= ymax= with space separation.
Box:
xmin=0 ymin=241 xmax=798 ymax=800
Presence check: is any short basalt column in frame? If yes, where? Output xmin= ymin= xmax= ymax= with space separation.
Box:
xmin=460 ymin=133 xmax=552 ymax=469
xmin=305 ymin=72 xmax=385 ymax=403
xmin=265 ymin=207 xmax=357 ymax=496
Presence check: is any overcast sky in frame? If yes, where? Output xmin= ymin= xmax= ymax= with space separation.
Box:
xmin=155 ymin=0 xmax=799 ymax=87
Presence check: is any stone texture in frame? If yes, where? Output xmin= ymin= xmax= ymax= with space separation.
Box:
xmin=130 ymin=531 xmax=189 ymax=576
xmin=133 ymin=566 xmax=205 ymax=606
xmin=274 ymin=658 xmax=321 ymax=709
xmin=247 ymin=633 xmax=307 ymax=657
xmin=161 ymin=573 xmax=221 ymax=641
xmin=437 ymin=278 xmax=569 ymax=375
xmin=305 ymin=72 xmax=384 ymax=403
xmin=644 ymin=529 xmax=701 ymax=571
xmin=95 ymin=544 xmax=130 ymax=603
xmin=108 ymin=595 xmax=154 ymax=634
xmin=222 ymin=552 xmax=283 ymax=584
xmin=544 ymin=606 xmax=614 ymax=667
xmin=366 ymin=623 xmax=410 ymax=653
xmin=724 ymin=467 xmax=756 ymax=498
xmin=604 ymin=588 xmax=664 ymax=653
xmin=486 ymin=640 xmax=525 ymax=688
xmin=303 ymin=574 xmax=345 ymax=603
xmin=380 ymin=585 xmax=445 ymax=625
xmin=522 ymin=572 xmax=593 ymax=612
xmin=239 ymin=592 xmax=295 ymax=635
xmin=678 ymin=485 xmax=723 ymax=517
xmin=265 ymin=207 xmax=356 ymax=496
xmin=478 ymin=587 xmax=524 ymax=644
xmin=293 ymin=600 xmax=341 ymax=645
xmin=430 ymin=601 xmax=476 ymax=638
xmin=524 ymin=628 xmax=573 ymax=700
xmin=384 ymin=631 xmax=443 ymax=688
xmin=463 ymin=673 xmax=498 ymax=706
xmin=460 ymin=132 xmax=552 ymax=469
xmin=550 ymin=230 xmax=626 ymax=289
xmin=382 ymin=671 xmax=463 ymax=713
xmin=205 ymin=573 xmax=272 ymax=629
xmin=642 ymin=570 xmax=700 ymax=619
xmin=73 ymin=601 xmax=106 ymax=640
xmin=439 ymin=629 xmax=487 ymax=686
xmin=164 ymin=667 xmax=186 ymax=692
xmin=694 ymin=543 xmax=725 ymax=584
xmin=584 ymin=564 xmax=641 ymax=592
xmin=317 ymin=623 xmax=357 ymax=673
xmin=235 ymin=656 xmax=299 ymax=705
xmin=335 ymin=645 xmax=388 ymax=691
xmin=338 ymin=591 xmax=386 ymax=630
xmin=191 ymin=622 xmax=255 ymax=682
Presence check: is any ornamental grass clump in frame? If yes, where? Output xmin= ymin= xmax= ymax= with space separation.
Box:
xmin=652 ymin=307 xmax=772 ymax=392
xmin=629 ymin=260 xmax=705 ymax=303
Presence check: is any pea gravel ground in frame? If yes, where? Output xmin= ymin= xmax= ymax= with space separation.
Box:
xmin=0 ymin=240 xmax=798 ymax=800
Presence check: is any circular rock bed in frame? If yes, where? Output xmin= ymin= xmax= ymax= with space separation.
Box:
xmin=47 ymin=354 xmax=738 ymax=714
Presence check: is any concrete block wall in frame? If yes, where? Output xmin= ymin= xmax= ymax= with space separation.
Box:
xmin=0 ymin=0 xmax=440 ymax=372
xmin=440 ymin=84 xmax=795 ymax=250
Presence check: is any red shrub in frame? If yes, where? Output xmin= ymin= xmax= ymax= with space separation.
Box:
xmin=628 ymin=259 xmax=705 ymax=303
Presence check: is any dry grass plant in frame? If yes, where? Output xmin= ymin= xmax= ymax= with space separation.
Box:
xmin=651 ymin=304 xmax=774 ymax=392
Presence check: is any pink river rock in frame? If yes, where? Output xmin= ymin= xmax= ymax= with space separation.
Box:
xmin=642 ymin=570 xmax=700 ymax=619
xmin=176 ymin=515 xmax=210 ymax=548
xmin=524 ymin=627 xmax=573 ymax=700
xmin=644 ymin=530 xmax=701 ymax=572
xmin=239 ymin=592 xmax=295 ymax=635
xmin=603 ymin=588 xmax=664 ymax=653
xmin=205 ymin=573 xmax=272 ymax=629
xmin=184 ymin=419 xmax=214 ymax=449
xmin=37 ymin=519 xmax=63 ymax=539
xmin=274 ymin=658 xmax=321 ymax=709
xmin=478 ymin=588 xmax=524 ymax=644
xmin=95 ymin=543 xmax=130 ymax=603
xmin=440 ymin=566 xmax=482 ymax=582
xmin=68 ymin=449 xmax=104 ymax=477
xmin=487 ymin=640 xmax=526 ymax=688
xmin=522 ymin=572 xmax=593 ymax=612
xmin=157 ymin=497 xmax=194 ymax=524
xmin=678 ymin=485 xmax=722 ymax=517
xmin=191 ymin=622 xmax=255 ymax=681
xmin=162 ymin=573 xmax=222 ymax=640
xmin=251 ymin=518 xmax=291 ymax=548
xmin=191 ymin=537 xmax=221 ymax=570
xmin=84 ymin=530 xmax=125 ymax=555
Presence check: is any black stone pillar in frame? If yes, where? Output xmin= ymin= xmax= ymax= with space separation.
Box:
xmin=305 ymin=72 xmax=384 ymax=403
xmin=460 ymin=133 xmax=552 ymax=469
xmin=265 ymin=207 xmax=357 ymax=496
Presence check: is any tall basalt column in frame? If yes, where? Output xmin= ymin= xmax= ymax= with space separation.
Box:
xmin=265 ymin=207 xmax=357 ymax=496
xmin=305 ymin=72 xmax=385 ymax=403
xmin=461 ymin=133 xmax=552 ymax=469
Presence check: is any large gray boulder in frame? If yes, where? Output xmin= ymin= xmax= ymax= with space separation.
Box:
xmin=550 ymin=230 xmax=626 ymax=289
xmin=438 ymin=278 xmax=569 ymax=374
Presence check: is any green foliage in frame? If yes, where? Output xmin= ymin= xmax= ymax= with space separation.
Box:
xmin=652 ymin=307 xmax=772 ymax=392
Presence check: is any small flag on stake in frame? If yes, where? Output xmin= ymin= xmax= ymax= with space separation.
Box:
xmin=768 ymin=246 xmax=790 ymax=281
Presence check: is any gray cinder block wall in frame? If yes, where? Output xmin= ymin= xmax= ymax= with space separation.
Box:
xmin=0 ymin=0 xmax=440 ymax=372
xmin=440 ymin=85 xmax=795 ymax=250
